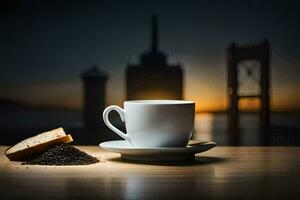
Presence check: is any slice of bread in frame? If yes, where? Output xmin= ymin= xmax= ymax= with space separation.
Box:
xmin=5 ymin=127 xmax=73 ymax=161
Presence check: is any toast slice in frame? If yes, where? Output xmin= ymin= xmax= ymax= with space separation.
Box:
xmin=5 ymin=127 xmax=73 ymax=161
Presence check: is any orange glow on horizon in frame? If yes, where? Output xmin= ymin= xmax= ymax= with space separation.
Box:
xmin=0 ymin=80 xmax=300 ymax=113
xmin=130 ymin=90 xmax=179 ymax=100
xmin=238 ymin=98 xmax=261 ymax=112
xmin=194 ymin=99 xmax=226 ymax=113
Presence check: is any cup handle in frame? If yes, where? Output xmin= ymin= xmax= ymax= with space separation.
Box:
xmin=102 ymin=105 xmax=133 ymax=146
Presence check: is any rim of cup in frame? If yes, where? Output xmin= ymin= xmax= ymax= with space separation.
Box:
xmin=124 ymin=100 xmax=195 ymax=105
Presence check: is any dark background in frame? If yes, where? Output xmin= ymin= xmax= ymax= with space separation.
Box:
xmin=0 ymin=0 xmax=299 ymax=145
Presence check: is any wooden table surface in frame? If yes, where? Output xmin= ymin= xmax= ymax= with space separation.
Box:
xmin=1 ymin=146 xmax=300 ymax=199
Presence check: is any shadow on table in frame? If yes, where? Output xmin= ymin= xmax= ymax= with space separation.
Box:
xmin=107 ymin=156 xmax=226 ymax=166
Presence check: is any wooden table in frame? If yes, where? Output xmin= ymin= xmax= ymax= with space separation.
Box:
xmin=1 ymin=146 xmax=300 ymax=199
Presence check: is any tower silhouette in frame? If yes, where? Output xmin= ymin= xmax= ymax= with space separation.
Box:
xmin=81 ymin=65 xmax=108 ymax=143
xmin=126 ymin=15 xmax=183 ymax=100
xmin=227 ymin=40 xmax=270 ymax=145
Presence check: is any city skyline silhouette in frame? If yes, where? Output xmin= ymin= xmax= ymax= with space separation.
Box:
xmin=0 ymin=0 xmax=299 ymax=112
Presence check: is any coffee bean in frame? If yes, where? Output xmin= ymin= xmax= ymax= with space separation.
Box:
xmin=21 ymin=144 xmax=99 ymax=166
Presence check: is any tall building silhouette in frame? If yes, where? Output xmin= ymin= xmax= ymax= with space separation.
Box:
xmin=81 ymin=65 xmax=108 ymax=142
xmin=126 ymin=15 xmax=183 ymax=100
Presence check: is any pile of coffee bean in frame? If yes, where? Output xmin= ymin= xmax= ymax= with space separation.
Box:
xmin=22 ymin=144 xmax=99 ymax=166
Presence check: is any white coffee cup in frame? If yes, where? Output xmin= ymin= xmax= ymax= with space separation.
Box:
xmin=103 ymin=100 xmax=195 ymax=148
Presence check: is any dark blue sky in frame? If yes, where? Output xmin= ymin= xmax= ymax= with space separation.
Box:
xmin=1 ymin=0 xmax=299 ymax=111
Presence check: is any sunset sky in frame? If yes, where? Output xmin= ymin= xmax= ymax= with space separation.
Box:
xmin=0 ymin=0 xmax=299 ymax=112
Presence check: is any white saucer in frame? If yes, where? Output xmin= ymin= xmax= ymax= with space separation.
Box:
xmin=99 ymin=140 xmax=216 ymax=161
